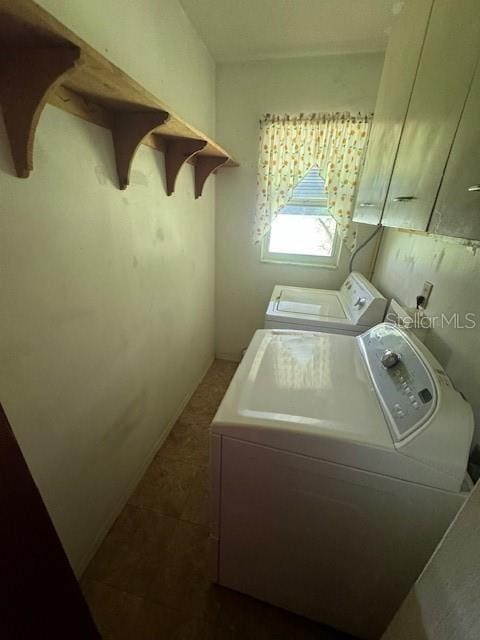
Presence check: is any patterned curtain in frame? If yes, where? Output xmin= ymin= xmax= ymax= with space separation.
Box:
xmin=254 ymin=112 xmax=372 ymax=251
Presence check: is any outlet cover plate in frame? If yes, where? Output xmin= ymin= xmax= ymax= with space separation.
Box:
xmin=419 ymin=281 xmax=433 ymax=309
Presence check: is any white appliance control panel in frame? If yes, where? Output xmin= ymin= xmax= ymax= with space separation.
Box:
xmin=340 ymin=272 xmax=387 ymax=325
xmin=358 ymin=324 xmax=437 ymax=441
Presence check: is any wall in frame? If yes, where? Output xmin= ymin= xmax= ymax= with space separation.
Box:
xmin=373 ymin=229 xmax=480 ymax=443
xmin=382 ymin=476 xmax=480 ymax=640
xmin=0 ymin=0 xmax=216 ymax=574
xmin=215 ymin=53 xmax=385 ymax=360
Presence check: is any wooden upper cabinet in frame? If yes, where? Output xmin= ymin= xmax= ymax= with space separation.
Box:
xmin=381 ymin=0 xmax=480 ymax=231
xmin=429 ymin=61 xmax=480 ymax=239
xmin=353 ymin=0 xmax=433 ymax=226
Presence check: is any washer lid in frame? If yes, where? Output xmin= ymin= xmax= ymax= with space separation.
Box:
xmin=276 ymin=287 xmax=347 ymax=319
xmin=213 ymin=330 xmax=392 ymax=450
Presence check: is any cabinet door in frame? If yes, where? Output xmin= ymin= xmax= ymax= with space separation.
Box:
xmin=382 ymin=0 xmax=480 ymax=231
xmin=353 ymin=0 xmax=433 ymax=225
xmin=429 ymin=61 xmax=480 ymax=239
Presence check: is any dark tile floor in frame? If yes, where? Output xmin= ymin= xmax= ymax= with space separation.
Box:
xmin=82 ymin=360 xmax=354 ymax=639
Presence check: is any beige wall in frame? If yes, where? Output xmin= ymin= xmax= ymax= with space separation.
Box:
xmin=0 ymin=1 xmax=216 ymax=574
xmin=373 ymin=229 xmax=480 ymax=444
xmin=215 ymin=53 xmax=385 ymax=360
xmin=382 ymin=477 xmax=480 ymax=640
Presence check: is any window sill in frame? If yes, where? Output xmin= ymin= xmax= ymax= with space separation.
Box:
xmin=260 ymin=256 xmax=339 ymax=269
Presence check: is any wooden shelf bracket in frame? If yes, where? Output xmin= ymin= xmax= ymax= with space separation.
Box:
xmin=0 ymin=47 xmax=82 ymax=178
xmin=194 ymin=156 xmax=228 ymax=198
xmin=111 ymin=110 xmax=169 ymax=189
xmin=163 ymin=138 xmax=207 ymax=196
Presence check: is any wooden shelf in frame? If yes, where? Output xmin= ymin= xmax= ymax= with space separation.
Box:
xmin=0 ymin=0 xmax=238 ymax=195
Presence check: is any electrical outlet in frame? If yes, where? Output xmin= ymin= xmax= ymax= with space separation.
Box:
xmin=419 ymin=281 xmax=433 ymax=309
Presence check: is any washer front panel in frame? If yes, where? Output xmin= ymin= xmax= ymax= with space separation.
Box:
xmin=358 ymin=324 xmax=437 ymax=441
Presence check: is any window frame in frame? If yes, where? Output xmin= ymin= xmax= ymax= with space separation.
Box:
xmin=260 ymin=170 xmax=341 ymax=269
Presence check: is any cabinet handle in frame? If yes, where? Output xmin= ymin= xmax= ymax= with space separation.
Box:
xmin=393 ymin=196 xmax=417 ymax=202
xmin=467 ymin=185 xmax=480 ymax=192
xmin=358 ymin=202 xmax=376 ymax=207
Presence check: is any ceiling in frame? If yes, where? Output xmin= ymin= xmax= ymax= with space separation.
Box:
xmin=179 ymin=0 xmax=403 ymax=62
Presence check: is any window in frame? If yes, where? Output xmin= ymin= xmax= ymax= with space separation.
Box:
xmin=261 ymin=167 xmax=339 ymax=267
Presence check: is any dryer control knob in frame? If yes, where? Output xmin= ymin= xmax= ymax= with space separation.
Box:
xmin=381 ymin=350 xmax=400 ymax=369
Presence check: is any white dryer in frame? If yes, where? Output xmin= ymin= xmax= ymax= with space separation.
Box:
xmin=210 ymin=325 xmax=473 ymax=639
xmin=264 ymin=272 xmax=387 ymax=335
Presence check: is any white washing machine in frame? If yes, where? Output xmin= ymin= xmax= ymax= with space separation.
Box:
xmin=210 ymin=325 xmax=473 ymax=639
xmin=265 ymin=272 xmax=387 ymax=335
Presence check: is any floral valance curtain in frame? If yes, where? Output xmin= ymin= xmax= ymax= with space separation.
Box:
xmin=254 ymin=112 xmax=372 ymax=252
